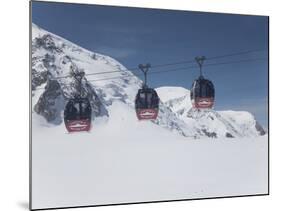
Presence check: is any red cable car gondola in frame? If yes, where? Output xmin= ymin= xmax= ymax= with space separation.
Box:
xmin=135 ymin=64 xmax=160 ymax=120
xmin=191 ymin=76 xmax=215 ymax=109
xmin=64 ymin=71 xmax=92 ymax=132
xmin=190 ymin=56 xmax=215 ymax=109
xmin=135 ymin=87 xmax=159 ymax=120
xmin=64 ymin=98 xmax=92 ymax=132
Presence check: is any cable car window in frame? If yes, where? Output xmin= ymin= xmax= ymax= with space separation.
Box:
xmin=65 ymin=102 xmax=78 ymax=120
xmin=138 ymin=93 xmax=146 ymax=108
xmin=195 ymin=82 xmax=200 ymax=97
xmin=146 ymin=93 xmax=152 ymax=106
xmin=74 ymin=103 xmax=80 ymax=112
xmin=200 ymin=82 xmax=207 ymax=97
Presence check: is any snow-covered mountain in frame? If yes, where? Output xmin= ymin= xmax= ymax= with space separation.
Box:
xmin=31 ymin=23 xmax=265 ymax=138
xmin=31 ymin=23 xmax=191 ymax=136
xmin=157 ymin=87 xmax=266 ymax=138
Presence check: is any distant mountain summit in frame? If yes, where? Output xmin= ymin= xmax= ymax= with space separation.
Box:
xmin=157 ymin=86 xmax=266 ymax=138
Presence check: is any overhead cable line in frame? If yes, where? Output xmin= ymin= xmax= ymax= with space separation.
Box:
xmin=34 ymin=57 xmax=267 ymax=90
xmin=52 ymin=48 xmax=267 ymax=79
xmin=86 ymin=57 xmax=267 ymax=82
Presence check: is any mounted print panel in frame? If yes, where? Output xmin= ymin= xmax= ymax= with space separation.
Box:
xmin=30 ymin=1 xmax=269 ymax=210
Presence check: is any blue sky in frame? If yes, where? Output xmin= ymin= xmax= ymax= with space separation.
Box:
xmin=31 ymin=1 xmax=268 ymax=127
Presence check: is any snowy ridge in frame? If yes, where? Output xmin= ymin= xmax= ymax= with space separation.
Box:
xmin=157 ymin=86 xmax=266 ymax=138
xmin=32 ymin=24 xmax=265 ymax=138
xmin=31 ymin=24 xmax=191 ymax=136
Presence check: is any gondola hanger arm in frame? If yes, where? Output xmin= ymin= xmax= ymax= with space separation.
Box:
xmin=195 ymin=56 xmax=206 ymax=77
xmin=138 ymin=63 xmax=151 ymax=87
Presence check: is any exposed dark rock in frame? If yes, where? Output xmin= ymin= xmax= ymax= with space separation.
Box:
xmin=202 ymin=129 xmax=217 ymax=138
xmin=34 ymin=34 xmax=62 ymax=53
xmin=31 ymin=68 xmax=47 ymax=90
xmin=34 ymin=79 xmax=64 ymax=124
xmin=255 ymin=121 xmax=266 ymax=136
xmin=226 ymin=133 xmax=234 ymax=138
